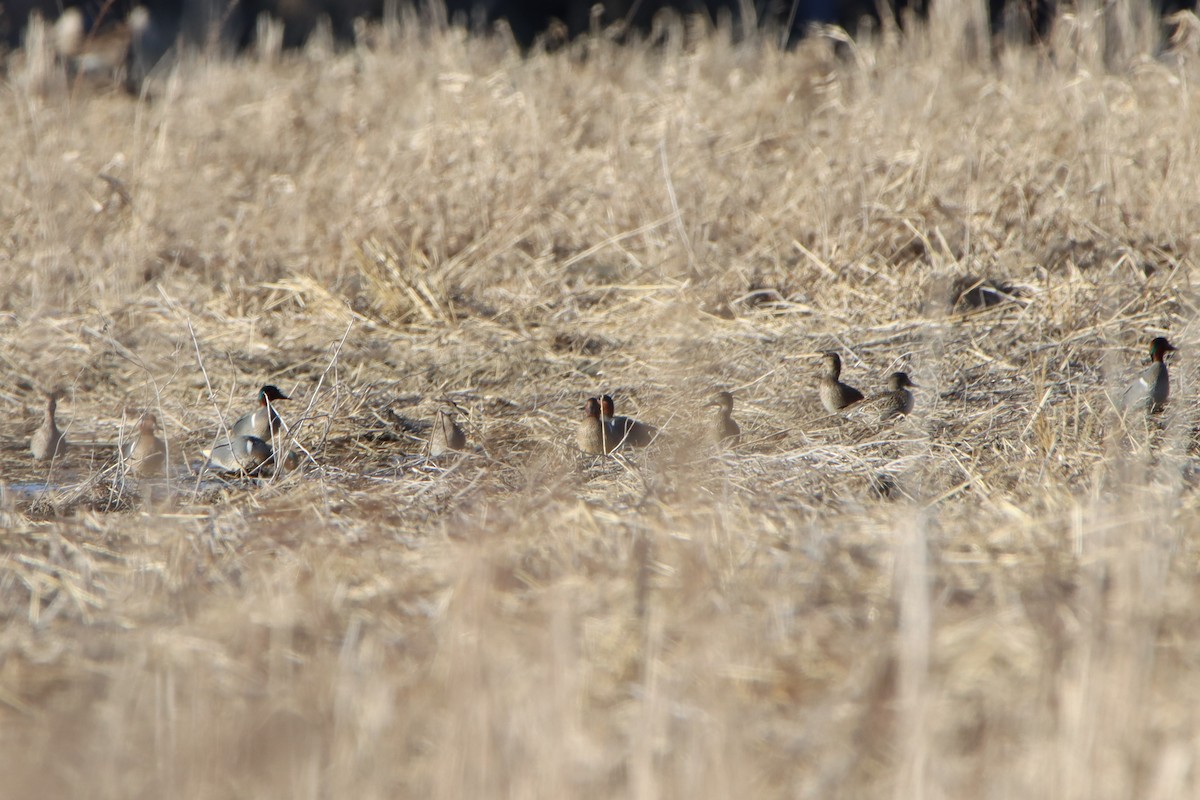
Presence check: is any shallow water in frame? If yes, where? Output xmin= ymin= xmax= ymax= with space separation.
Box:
xmin=5 ymin=481 xmax=60 ymax=496
xmin=0 ymin=468 xmax=272 ymax=513
xmin=4 ymin=480 xmax=92 ymax=498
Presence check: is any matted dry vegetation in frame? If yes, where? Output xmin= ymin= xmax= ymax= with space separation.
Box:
xmin=4 ymin=3 xmax=1200 ymax=797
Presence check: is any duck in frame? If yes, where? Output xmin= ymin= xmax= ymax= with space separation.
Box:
xmin=878 ymin=372 xmax=918 ymax=420
xmin=203 ymin=435 xmax=273 ymax=474
xmin=576 ymin=397 xmax=613 ymax=455
xmin=819 ymin=352 xmax=864 ymax=413
xmin=600 ymin=394 xmax=658 ymax=447
xmin=706 ymin=390 xmax=741 ymax=444
xmin=122 ymin=412 xmax=167 ymax=476
xmin=278 ymin=449 xmax=301 ymax=473
xmin=231 ymin=385 xmax=289 ymax=441
xmin=30 ymin=390 xmax=68 ymax=462
xmin=1121 ymin=336 xmax=1176 ymax=413
xmin=429 ymin=404 xmax=467 ymax=456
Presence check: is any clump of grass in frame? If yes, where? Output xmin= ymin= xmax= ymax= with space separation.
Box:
xmin=355 ymin=237 xmax=458 ymax=325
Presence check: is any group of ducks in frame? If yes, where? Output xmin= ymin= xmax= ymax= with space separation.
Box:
xmin=575 ymin=354 xmax=920 ymax=455
xmin=575 ymin=335 xmax=1178 ymax=455
xmin=576 ymin=394 xmax=669 ymax=455
xmin=29 ymin=385 xmax=293 ymax=476
xmin=24 ymin=336 xmax=1178 ymax=475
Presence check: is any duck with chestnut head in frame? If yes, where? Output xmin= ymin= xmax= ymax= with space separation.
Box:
xmin=232 ymin=385 xmax=290 ymax=441
xmin=1121 ymin=336 xmax=1176 ymax=414
xmin=576 ymin=397 xmax=612 ymax=455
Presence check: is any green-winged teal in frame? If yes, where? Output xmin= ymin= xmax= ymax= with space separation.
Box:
xmin=429 ymin=405 xmax=467 ymax=456
xmin=819 ymin=352 xmax=864 ymax=413
xmin=879 ymin=372 xmax=918 ymax=420
xmin=204 ymin=435 xmax=273 ymax=474
xmin=30 ymin=390 xmax=68 ymax=462
xmin=232 ymin=385 xmax=289 ymax=440
xmin=279 ymin=450 xmax=301 ymax=473
xmin=123 ymin=412 xmax=167 ymax=476
xmin=1121 ymin=336 xmax=1176 ymax=413
xmin=706 ymin=390 xmax=741 ymax=444
xmin=600 ymin=394 xmax=657 ymax=447
xmin=577 ymin=397 xmax=612 ymax=455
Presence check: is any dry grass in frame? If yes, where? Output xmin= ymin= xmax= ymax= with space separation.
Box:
xmin=4 ymin=2 xmax=1200 ymax=797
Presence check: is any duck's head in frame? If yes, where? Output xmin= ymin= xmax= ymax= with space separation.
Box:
xmin=600 ymin=395 xmax=616 ymax=418
xmin=139 ymin=412 xmax=158 ymax=433
xmin=888 ymin=372 xmax=917 ymax=391
xmin=707 ymin=390 xmax=735 ymax=412
xmin=584 ymin=397 xmax=602 ymax=418
xmin=821 ymin=352 xmax=843 ymax=378
xmin=259 ymin=385 xmax=290 ymax=404
xmin=1150 ymin=337 xmax=1177 ymax=361
xmin=42 ymin=387 xmax=67 ymax=414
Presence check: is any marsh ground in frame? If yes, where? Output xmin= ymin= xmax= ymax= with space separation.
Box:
xmin=4 ymin=4 xmax=1200 ymax=797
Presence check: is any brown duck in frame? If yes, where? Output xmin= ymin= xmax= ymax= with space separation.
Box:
xmin=706 ymin=390 xmax=741 ymax=444
xmin=819 ymin=352 xmax=864 ymax=413
xmin=122 ymin=412 xmax=167 ymax=476
xmin=878 ymin=372 xmax=918 ymax=420
xmin=576 ymin=397 xmax=613 ymax=455
xmin=30 ymin=390 xmax=68 ymax=462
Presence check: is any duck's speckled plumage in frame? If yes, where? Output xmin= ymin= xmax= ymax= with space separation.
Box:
xmin=879 ymin=372 xmax=917 ymax=420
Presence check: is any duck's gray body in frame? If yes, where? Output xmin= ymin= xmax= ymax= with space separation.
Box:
xmin=1121 ymin=337 xmax=1175 ymax=413
xmin=205 ymin=435 xmax=273 ymax=473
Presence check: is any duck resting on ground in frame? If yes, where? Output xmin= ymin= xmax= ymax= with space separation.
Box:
xmin=577 ymin=397 xmax=612 ymax=455
xmin=122 ymin=412 xmax=167 ymax=476
xmin=819 ymin=352 xmax=864 ymax=413
xmin=231 ymin=385 xmax=290 ymax=441
xmin=203 ymin=435 xmax=274 ymax=474
xmin=1120 ymin=336 xmax=1176 ymax=413
xmin=706 ymin=390 xmax=741 ymax=445
xmin=31 ymin=389 xmax=68 ymax=462
xmin=600 ymin=394 xmax=658 ymax=448
xmin=878 ymin=372 xmax=918 ymax=420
